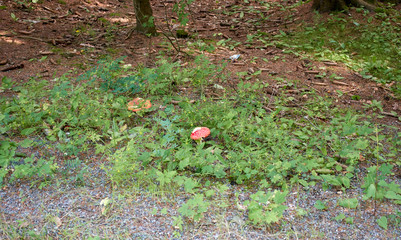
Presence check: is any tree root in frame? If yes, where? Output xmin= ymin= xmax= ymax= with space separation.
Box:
xmin=313 ymin=0 xmax=377 ymax=12
xmin=350 ymin=0 xmax=377 ymax=11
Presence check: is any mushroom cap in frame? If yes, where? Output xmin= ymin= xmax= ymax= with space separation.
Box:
xmin=128 ymin=98 xmax=152 ymax=112
xmin=190 ymin=127 xmax=211 ymax=140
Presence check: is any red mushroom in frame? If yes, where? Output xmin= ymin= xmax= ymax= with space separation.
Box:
xmin=190 ymin=127 xmax=211 ymax=142
xmin=127 ymin=98 xmax=152 ymax=112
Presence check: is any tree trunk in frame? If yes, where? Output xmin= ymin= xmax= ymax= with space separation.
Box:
xmin=133 ymin=0 xmax=156 ymax=35
xmin=312 ymin=0 xmax=377 ymax=12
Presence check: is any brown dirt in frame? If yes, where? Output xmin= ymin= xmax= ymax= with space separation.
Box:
xmin=1 ymin=0 xmax=400 ymax=130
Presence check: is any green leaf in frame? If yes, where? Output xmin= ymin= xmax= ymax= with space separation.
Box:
xmin=379 ymin=164 xmax=393 ymax=176
xmin=155 ymin=170 xmax=177 ymax=186
xmin=320 ymin=146 xmax=327 ymax=156
xmin=363 ymin=183 xmax=376 ymax=200
xmin=178 ymin=194 xmax=209 ymax=221
xmin=274 ymin=190 xmax=288 ymax=204
xmin=386 ymin=182 xmax=401 ymax=194
xmin=184 ymin=178 xmax=198 ymax=193
xmin=345 ymin=217 xmax=354 ymax=224
xmin=263 ymin=210 xmax=280 ymax=224
xmin=218 ymin=184 xmax=229 ymax=193
xmin=0 ymin=168 xmax=8 ymax=185
xmin=377 ymin=216 xmax=388 ymax=230
xmin=204 ymin=189 xmax=215 ymax=198
xmin=314 ymin=200 xmax=327 ymax=210
xmin=316 ymin=169 xmax=334 ymax=174
xmin=335 ymin=213 xmax=345 ymax=222
xmin=339 ymin=198 xmax=358 ymax=209
xmin=340 ymin=176 xmax=350 ymax=188
xmin=384 ymin=191 xmax=401 ymax=200
xmin=354 ymin=139 xmax=368 ymax=150
xmin=321 ymin=174 xmax=341 ymax=186
xmin=178 ymin=157 xmax=189 ymax=170
xmin=21 ymin=128 xmax=36 ymax=136
xmin=298 ymin=179 xmax=309 ymax=187
xmin=19 ymin=139 xmax=34 ymax=148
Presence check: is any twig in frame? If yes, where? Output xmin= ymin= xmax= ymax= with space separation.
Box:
xmin=380 ymin=111 xmax=398 ymax=118
xmin=161 ymin=2 xmax=181 ymax=53
xmin=125 ymin=24 xmax=139 ymax=40
xmin=171 ymin=100 xmax=195 ymax=104
xmin=310 ymin=82 xmax=327 ymax=86
xmin=304 ymin=83 xmax=322 ymax=94
xmin=17 ymin=29 xmax=35 ymax=35
xmin=160 ymin=32 xmax=181 ymax=53
xmin=305 ymin=70 xmax=319 ymax=74
xmin=343 ymin=88 xmax=357 ymax=94
xmin=184 ymin=0 xmax=198 ymax=34
xmin=42 ymin=6 xmax=58 ymax=14
xmin=286 ymin=88 xmax=308 ymax=94
xmin=294 ymin=122 xmax=306 ymax=127
xmin=332 ymin=80 xmax=348 ymax=86
xmin=323 ymin=61 xmax=338 ymax=66
xmin=0 ymin=34 xmax=50 ymax=43
xmin=262 ymin=106 xmax=273 ymax=112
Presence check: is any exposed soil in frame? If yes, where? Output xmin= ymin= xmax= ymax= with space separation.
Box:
xmin=1 ymin=0 xmax=401 ymax=239
xmin=1 ymin=0 xmax=401 ymax=122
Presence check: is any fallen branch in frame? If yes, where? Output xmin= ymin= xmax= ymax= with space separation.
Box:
xmin=39 ymin=51 xmax=55 ymax=55
xmin=323 ymin=61 xmax=338 ymax=66
xmin=305 ymin=70 xmax=319 ymax=74
xmin=171 ymin=100 xmax=196 ymax=104
xmin=42 ymin=6 xmax=58 ymax=14
xmin=1 ymin=63 xmax=24 ymax=72
xmin=310 ymin=82 xmax=327 ymax=86
xmin=17 ymin=29 xmax=35 ymax=35
xmin=286 ymin=88 xmax=309 ymax=94
xmin=294 ymin=122 xmax=306 ymax=127
xmin=350 ymin=0 xmax=377 ymax=12
xmin=262 ymin=106 xmax=273 ymax=112
xmin=0 ymin=34 xmax=50 ymax=43
xmin=381 ymin=111 xmax=398 ymax=118
xmin=332 ymin=80 xmax=348 ymax=86
xmin=343 ymin=88 xmax=357 ymax=94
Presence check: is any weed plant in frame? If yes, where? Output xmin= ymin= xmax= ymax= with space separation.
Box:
xmin=274 ymin=7 xmax=401 ymax=96
xmin=1 ymin=55 xmax=400 ymax=231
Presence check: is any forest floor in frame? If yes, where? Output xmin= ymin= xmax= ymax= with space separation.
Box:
xmin=1 ymin=0 xmax=401 ymax=239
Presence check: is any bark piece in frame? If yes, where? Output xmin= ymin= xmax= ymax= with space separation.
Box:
xmin=1 ymin=63 xmax=24 ymax=72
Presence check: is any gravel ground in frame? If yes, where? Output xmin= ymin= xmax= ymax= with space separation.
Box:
xmin=0 ymin=137 xmax=400 ymax=239
xmin=1 ymin=159 xmax=400 ymax=240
